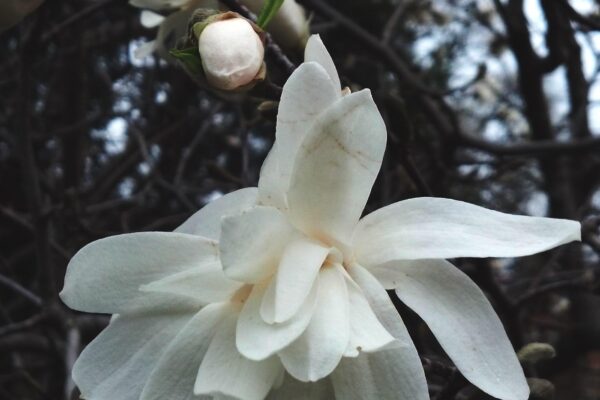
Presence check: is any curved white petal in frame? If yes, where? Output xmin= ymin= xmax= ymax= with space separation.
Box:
xmin=220 ymin=206 xmax=296 ymax=283
xmin=347 ymin=264 xmax=429 ymax=399
xmin=73 ymin=305 xmax=195 ymax=400
xmin=60 ymin=232 xmax=217 ymax=314
xmin=140 ymin=262 xmax=243 ymax=304
xmin=258 ymin=63 xmax=339 ymax=209
xmin=332 ymin=349 xmax=429 ymax=400
xmin=236 ymin=282 xmax=317 ymax=361
xmin=344 ymin=275 xmax=398 ymax=357
xmin=304 ymin=35 xmax=341 ymax=91
xmin=260 ymin=237 xmax=329 ymax=323
xmin=267 ymin=375 xmax=335 ymax=399
xmin=140 ymin=303 xmax=231 ymax=400
xmin=355 ymin=197 xmax=581 ymax=266
xmin=279 ymin=265 xmax=349 ymax=382
xmin=134 ymin=40 xmax=158 ymax=60
xmin=140 ymin=10 xmax=164 ymax=28
xmin=176 ymin=187 xmax=258 ymax=240
xmin=194 ymin=312 xmax=283 ymax=400
xmin=287 ymin=90 xmax=387 ymax=244
xmin=390 ymin=259 xmax=529 ymax=400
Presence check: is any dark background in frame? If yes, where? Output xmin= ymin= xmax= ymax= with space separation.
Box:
xmin=1 ymin=0 xmax=599 ymax=399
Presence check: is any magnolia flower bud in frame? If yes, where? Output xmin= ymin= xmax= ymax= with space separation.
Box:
xmin=517 ymin=343 xmax=556 ymax=364
xmin=198 ymin=16 xmax=265 ymax=90
xmin=0 ymin=0 xmax=44 ymax=33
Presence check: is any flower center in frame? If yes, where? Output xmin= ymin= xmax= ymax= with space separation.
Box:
xmin=230 ymin=284 xmax=253 ymax=304
xmin=323 ymin=247 xmax=343 ymax=267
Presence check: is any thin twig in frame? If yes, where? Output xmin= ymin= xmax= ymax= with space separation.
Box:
xmin=0 ymin=274 xmax=43 ymax=307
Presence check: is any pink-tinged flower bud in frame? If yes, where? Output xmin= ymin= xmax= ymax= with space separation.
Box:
xmin=198 ymin=17 xmax=265 ymax=90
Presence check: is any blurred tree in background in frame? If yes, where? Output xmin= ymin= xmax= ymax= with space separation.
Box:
xmin=1 ymin=0 xmax=599 ymax=399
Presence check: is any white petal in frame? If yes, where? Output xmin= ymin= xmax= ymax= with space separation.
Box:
xmin=60 ymin=232 xmax=217 ymax=314
xmin=72 ymin=305 xmax=194 ymax=400
xmin=220 ymin=206 xmax=296 ymax=283
xmin=267 ymin=375 xmax=335 ymax=399
xmin=194 ymin=312 xmax=283 ymax=400
xmin=119 ymin=291 xmax=204 ymax=315
xmin=236 ymin=282 xmax=317 ymax=361
xmin=347 ymin=264 xmax=428 ymax=398
xmin=176 ymin=187 xmax=258 ymax=240
xmin=343 ymin=275 xmax=398 ymax=357
xmin=287 ymin=90 xmax=387 ymax=244
xmin=140 ymin=303 xmax=231 ymax=400
xmin=279 ymin=265 xmax=349 ymax=382
xmin=134 ymin=40 xmax=158 ymax=59
xmin=368 ymin=260 xmax=434 ymax=290
xmin=129 ymin=0 xmax=190 ymax=11
xmin=346 ymin=264 xmax=405 ymax=337
xmin=355 ymin=197 xmax=581 ymax=267
xmin=391 ymin=259 xmax=529 ymax=400
xmin=140 ymin=262 xmax=243 ymax=304
xmin=332 ymin=350 xmax=429 ymax=400
xmin=260 ymin=237 xmax=329 ymax=323
xmin=258 ymin=62 xmax=339 ymax=210
xmin=304 ymin=35 xmax=341 ymax=91
xmin=140 ymin=10 xmax=165 ymax=28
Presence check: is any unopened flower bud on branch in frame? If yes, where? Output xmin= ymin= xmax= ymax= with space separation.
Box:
xmin=196 ymin=14 xmax=266 ymax=90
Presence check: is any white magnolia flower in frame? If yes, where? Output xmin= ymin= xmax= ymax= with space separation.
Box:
xmin=198 ymin=16 xmax=265 ymax=90
xmin=61 ymin=35 xmax=581 ymax=400
xmin=0 ymin=0 xmax=44 ymax=32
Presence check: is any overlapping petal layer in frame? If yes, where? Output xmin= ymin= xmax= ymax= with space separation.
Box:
xmin=140 ymin=262 xmax=243 ymax=305
xmin=176 ymin=187 xmax=258 ymax=239
xmin=140 ymin=303 xmax=230 ymax=400
xmin=344 ymin=276 xmax=398 ymax=357
xmin=347 ymin=264 xmax=429 ymax=400
xmin=195 ymin=311 xmax=283 ymax=400
xmin=72 ymin=297 xmax=199 ymax=400
xmin=279 ymin=265 xmax=350 ymax=382
xmin=220 ymin=206 xmax=296 ymax=283
xmin=260 ymin=236 xmax=329 ymax=323
xmin=258 ymin=62 xmax=339 ymax=210
xmin=236 ymin=281 xmax=317 ymax=361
